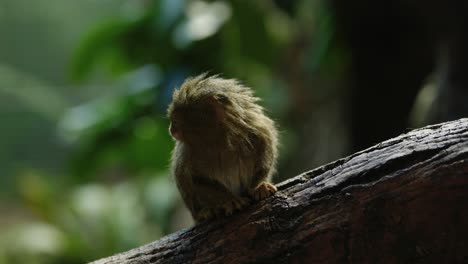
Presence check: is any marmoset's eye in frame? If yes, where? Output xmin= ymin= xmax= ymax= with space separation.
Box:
xmin=217 ymin=95 xmax=230 ymax=104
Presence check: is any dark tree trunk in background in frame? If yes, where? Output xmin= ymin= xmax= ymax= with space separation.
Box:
xmin=90 ymin=118 xmax=468 ymax=264
xmin=435 ymin=14 xmax=468 ymax=123
xmin=331 ymin=0 xmax=468 ymax=152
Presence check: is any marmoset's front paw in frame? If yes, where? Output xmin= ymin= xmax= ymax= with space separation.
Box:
xmin=249 ymin=182 xmax=277 ymax=201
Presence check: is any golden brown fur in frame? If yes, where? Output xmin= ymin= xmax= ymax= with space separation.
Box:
xmin=167 ymin=74 xmax=278 ymax=222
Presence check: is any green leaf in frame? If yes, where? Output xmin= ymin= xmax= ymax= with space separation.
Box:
xmin=70 ymin=18 xmax=145 ymax=81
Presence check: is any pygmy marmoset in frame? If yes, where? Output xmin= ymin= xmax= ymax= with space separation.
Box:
xmin=167 ymin=74 xmax=278 ymax=222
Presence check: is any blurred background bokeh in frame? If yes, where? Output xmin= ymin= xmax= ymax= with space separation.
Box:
xmin=1 ymin=0 xmax=467 ymax=263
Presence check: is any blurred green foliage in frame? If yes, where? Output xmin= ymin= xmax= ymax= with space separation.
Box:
xmin=0 ymin=0 xmax=340 ymax=263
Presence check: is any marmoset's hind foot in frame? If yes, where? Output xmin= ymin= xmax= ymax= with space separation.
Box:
xmin=221 ymin=197 xmax=251 ymax=215
xmin=195 ymin=208 xmax=217 ymax=222
xmin=250 ymin=182 xmax=277 ymax=201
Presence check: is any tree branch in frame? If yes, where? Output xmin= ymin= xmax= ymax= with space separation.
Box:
xmin=90 ymin=118 xmax=468 ymax=264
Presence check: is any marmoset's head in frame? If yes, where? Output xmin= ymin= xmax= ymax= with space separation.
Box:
xmin=168 ymin=74 xmax=270 ymax=149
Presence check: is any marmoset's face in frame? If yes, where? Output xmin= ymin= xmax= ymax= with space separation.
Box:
xmin=169 ymin=101 xmax=223 ymax=145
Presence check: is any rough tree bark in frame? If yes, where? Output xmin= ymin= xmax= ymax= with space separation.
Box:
xmin=91 ymin=118 xmax=468 ymax=264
